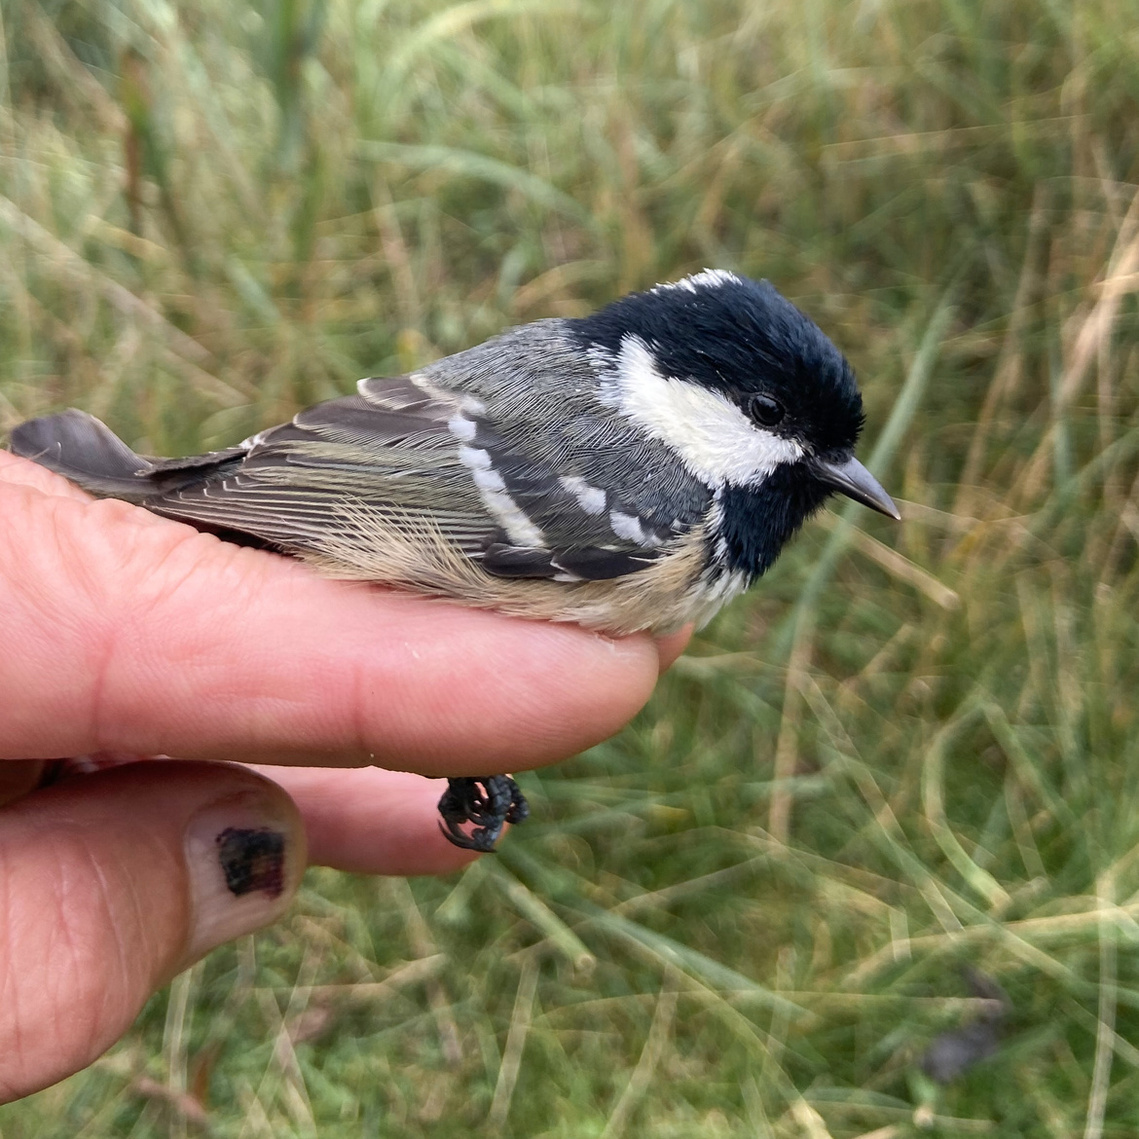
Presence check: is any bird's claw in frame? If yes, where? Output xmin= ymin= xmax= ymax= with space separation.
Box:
xmin=438 ymin=775 xmax=530 ymax=852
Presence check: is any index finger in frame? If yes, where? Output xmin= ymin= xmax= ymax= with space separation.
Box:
xmin=0 ymin=458 xmax=668 ymax=774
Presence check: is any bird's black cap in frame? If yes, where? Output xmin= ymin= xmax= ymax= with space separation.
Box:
xmin=570 ymin=272 xmax=865 ymax=457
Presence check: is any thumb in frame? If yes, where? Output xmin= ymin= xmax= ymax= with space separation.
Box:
xmin=0 ymin=761 xmax=306 ymax=1103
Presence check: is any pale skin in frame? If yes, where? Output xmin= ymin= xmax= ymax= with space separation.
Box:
xmin=0 ymin=451 xmax=688 ymax=1103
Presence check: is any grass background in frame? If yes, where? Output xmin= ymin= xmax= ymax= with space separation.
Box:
xmin=3 ymin=0 xmax=1139 ymax=1134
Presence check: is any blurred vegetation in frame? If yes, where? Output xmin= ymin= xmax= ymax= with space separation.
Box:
xmin=4 ymin=0 xmax=1139 ymax=1134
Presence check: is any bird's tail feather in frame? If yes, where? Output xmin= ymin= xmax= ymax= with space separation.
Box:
xmin=8 ymin=409 xmax=156 ymax=501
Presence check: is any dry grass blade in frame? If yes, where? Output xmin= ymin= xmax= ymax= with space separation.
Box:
xmin=600 ymin=980 xmax=678 ymax=1139
xmin=486 ymin=954 xmax=540 ymax=1130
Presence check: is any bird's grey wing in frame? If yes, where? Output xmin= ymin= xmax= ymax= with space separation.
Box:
xmin=416 ymin=320 xmax=714 ymax=547
xmin=144 ymin=375 xmax=671 ymax=581
xmin=143 ymin=379 xmax=490 ymax=551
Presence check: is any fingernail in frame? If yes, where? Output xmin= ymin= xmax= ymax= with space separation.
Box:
xmin=182 ymin=791 xmax=304 ymax=963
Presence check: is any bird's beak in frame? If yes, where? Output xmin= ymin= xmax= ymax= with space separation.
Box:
xmin=811 ymin=455 xmax=900 ymax=520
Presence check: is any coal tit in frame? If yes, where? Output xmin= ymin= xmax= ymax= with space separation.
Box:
xmin=9 ymin=270 xmax=898 ymax=851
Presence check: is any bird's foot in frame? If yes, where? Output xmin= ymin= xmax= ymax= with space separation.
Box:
xmin=438 ymin=775 xmax=529 ymax=852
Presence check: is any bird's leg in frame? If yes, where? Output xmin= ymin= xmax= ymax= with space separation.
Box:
xmin=437 ymin=775 xmax=530 ymax=852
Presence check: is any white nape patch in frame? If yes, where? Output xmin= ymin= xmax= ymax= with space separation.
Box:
xmin=601 ymin=335 xmax=803 ymax=488
xmin=458 ymin=445 xmax=546 ymax=546
xmin=609 ymin=510 xmax=658 ymax=547
xmin=448 ymin=412 xmax=477 ymax=442
xmin=559 ymin=475 xmax=606 ymax=516
xmin=652 ymin=268 xmax=743 ymax=295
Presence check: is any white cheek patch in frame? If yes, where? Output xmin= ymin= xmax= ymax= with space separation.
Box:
xmin=458 ymin=445 xmax=546 ymax=546
xmin=603 ymin=335 xmax=804 ymax=488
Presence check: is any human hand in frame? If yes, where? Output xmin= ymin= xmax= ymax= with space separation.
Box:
xmin=0 ymin=451 xmax=687 ymax=1101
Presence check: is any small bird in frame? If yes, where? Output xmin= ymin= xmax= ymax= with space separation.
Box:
xmin=10 ymin=270 xmax=898 ymax=851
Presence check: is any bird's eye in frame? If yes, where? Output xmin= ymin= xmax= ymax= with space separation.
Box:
xmin=747 ymin=394 xmax=785 ymax=427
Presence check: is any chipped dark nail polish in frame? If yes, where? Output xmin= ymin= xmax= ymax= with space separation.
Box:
xmin=183 ymin=796 xmax=300 ymax=964
xmin=215 ymin=826 xmax=286 ymax=898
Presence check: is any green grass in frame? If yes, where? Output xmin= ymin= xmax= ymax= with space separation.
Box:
xmin=4 ymin=0 xmax=1139 ymax=1133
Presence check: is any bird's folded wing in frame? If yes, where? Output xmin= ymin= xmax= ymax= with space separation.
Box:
xmin=143 ymin=379 xmax=673 ymax=582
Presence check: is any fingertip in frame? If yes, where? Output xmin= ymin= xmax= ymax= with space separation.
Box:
xmin=292 ymin=602 xmax=670 ymax=775
xmin=486 ymin=623 xmax=665 ymax=766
